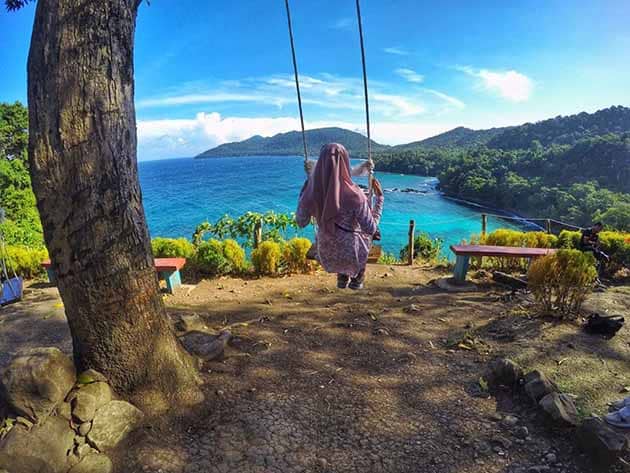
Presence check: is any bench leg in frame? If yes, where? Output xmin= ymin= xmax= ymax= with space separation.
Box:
xmin=46 ymin=268 xmax=57 ymax=284
xmin=453 ymin=255 xmax=470 ymax=283
xmin=159 ymin=270 xmax=182 ymax=294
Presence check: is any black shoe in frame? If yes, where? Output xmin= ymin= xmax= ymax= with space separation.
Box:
xmin=337 ymin=274 xmax=349 ymax=289
xmin=349 ymin=269 xmax=365 ymax=290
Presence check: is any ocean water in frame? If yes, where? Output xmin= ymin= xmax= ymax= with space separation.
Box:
xmin=138 ymin=156 xmax=525 ymax=258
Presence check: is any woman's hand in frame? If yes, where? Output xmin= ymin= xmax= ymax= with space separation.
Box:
xmin=371 ymin=178 xmax=383 ymax=197
xmin=304 ymin=159 xmax=315 ymax=175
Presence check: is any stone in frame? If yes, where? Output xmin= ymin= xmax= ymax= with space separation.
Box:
xmin=501 ymin=415 xmax=519 ymax=428
xmin=75 ymin=443 xmax=94 ymax=459
xmin=68 ymin=453 xmax=113 ymax=473
xmin=176 ymin=313 xmax=209 ymax=333
xmin=523 ymin=370 xmax=556 ymax=402
xmin=514 ymin=426 xmax=529 ymax=439
xmin=57 ymin=401 xmax=72 ymax=420
xmin=76 ymin=369 xmax=108 ymax=385
xmin=72 ymin=393 xmax=97 ymax=423
xmin=180 ymin=330 xmax=231 ymax=360
xmin=72 ymin=382 xmax=113 ymax=422
xmin=544 ymin=453 xmax=557 ymax=464
xmin=577 ymin=416 xmax=628 ymax=466
xmin=87 ymin=400 xmax=143 ymax=451
xmin=0 ymin=347 xmax=76 ymax=423
xmin=0 ymin=415 xmax=74 ymax=473
xmin=78 ymin=422 xmax=92 ymax=436
xmin=539 ymin=393 xmax=579 ymax=426
xmin=484 ymin=358 xmax=524 ymax=389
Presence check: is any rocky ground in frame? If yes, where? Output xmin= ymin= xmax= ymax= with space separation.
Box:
xmin=1 ymin=265 xmax=629 ymax=473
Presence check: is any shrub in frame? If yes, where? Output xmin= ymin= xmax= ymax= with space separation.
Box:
xmin=557 ymin=230 xmax=581 ymax=249
xmin=151 ymin=237 xmax=195 ymax=258
xmin=528 ymin=249 xmax=597 ymax=317
xmin=557 ymin=229 xmax=630 ymax=270
xmin=378 ymin=252 xmax=400 ymax=265
xmin=252 ymin=241 xmax=282 ymax=275
xmin=194 ymin=239 xmax=229 ymax=275
xmin=473 ymin=229 xmax=557 ymax=271
xmin=1 ymin=245 xmax=48 ymax=278
xmin=400 ymin=233 xmax=443 ymax=262
xmin=282 ymin=237 xmax=315 ymax=273
xmin=222 ymin=239 xmax=248 ymax=273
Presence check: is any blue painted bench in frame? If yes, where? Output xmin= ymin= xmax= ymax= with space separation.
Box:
xmin=449 ymin=245 xmax=556 ymax=283
xmin=42 ymin=257 xmax=187 ymax=294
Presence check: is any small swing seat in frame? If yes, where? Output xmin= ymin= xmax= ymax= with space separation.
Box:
xmin=0 ymin=276 xmax=23 ymax=306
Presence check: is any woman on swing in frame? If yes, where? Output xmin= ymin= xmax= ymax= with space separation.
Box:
xmin=296 ymin=143 xmax=384 ymax=290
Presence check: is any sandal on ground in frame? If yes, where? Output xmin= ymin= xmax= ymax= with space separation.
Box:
xmin=609 ymin=396 xmax=630 ymax=412
xmin=605 ymin=406 xmax=630 ymax=428
xmin=348 ymin=279 xmax=364 ymax=290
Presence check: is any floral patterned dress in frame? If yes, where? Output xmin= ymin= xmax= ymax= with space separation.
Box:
xmin=297 ymin=195 xmax=384 ymax=278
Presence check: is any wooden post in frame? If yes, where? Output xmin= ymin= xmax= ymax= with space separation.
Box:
xmin=254 ymin=221 xmax=262 ymax=248
xmin=481 ymin=214 xmax=488 ymax=236
xmin=408 ymin=219 xmax=415 ymax=265
xmin=545 ymin=219 xmax=552 ymax=234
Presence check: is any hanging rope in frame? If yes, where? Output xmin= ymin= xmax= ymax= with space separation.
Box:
xmin=284 ymin=0 xmax=309 ymax=174
xmin=355 ymin=0 xmax=374 ymax=197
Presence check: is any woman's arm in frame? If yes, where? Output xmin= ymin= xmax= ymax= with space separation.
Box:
xmin=296 ymin=181 xmax=311 ymax=228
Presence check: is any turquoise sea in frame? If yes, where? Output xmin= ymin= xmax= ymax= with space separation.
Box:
xmin=138 ymin=156 xmax=528 ymax=258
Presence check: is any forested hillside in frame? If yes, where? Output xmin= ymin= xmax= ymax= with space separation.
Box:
xmin=196 ymin=127 xmax=388 ymax=158
xmin=390 ymin=126 xmax=508 ymax=151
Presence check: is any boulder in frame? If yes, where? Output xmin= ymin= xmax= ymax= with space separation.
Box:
xmin=180 ymin=330 xmax=231 ymax=360
xmin=87 ymin=400 xmax=143 ymax=451
xmin=78 ymin=422 xmax=91 ymax=437
xmin=56 ymin=402 xmax=72 ymax=421
xmin=539 ymin=393 xmax=579 ymax=426
xmin=577 ymin=416 xmax=628 ymax=466
xmin=484 ymin=358 xmax=523 ymax=389
xmin=0 ymin=347 xmax=75 ymax=423
xmin=0 ymin=415 xmax=74 ymax=473
xmin=71 ymin=382 xmax=113 ymax=423
xmin=523 ymin=370 xmax=556 ymax=402
xmin=68 ymin=453 xmax=113 ymax=473
xmin=175 ymin=313 xmax=209 ymax=333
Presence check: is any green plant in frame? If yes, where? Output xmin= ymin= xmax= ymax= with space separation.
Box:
xmin=1 ymin=245 xmax=48 ymax=278
xmin=557 ymin=230 xmax=581 ymax=249
xmin=400 ymin=233 xmax=443 ymax=262
xmin=194 ymin=239 xmax=229 ymax=275
xmin=193 ymin=211 xmax=297 ymax=248
xmin=222 ymin=239 xmax=248 ymax=273
xmin=282 ymin=237 xmax=315 ymax=273
xmin=527 ymin=249 xmax=597 ymax=317
xmin=377 ymin=252 xmax=400 ymax=265
xmin=252 ymin=240 xmax=282 ymax=275
xmin=151 ymin=237 xmax=195 ymax=258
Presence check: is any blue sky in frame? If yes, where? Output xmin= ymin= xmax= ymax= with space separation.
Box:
xmin=2 ymin=0 xmax=630 ymax=160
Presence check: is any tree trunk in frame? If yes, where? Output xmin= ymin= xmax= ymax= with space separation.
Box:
xmin=27 ymin=0 xmax=202 ymax=411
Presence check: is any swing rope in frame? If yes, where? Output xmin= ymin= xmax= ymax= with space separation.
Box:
xmin=283 ymin=0 xmax=309 ymax=174
xmin=355 ymin=0 xmax=374 ymax=198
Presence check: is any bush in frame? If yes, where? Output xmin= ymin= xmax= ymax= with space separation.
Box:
xmin=151 ymin=237 xmax=195 ymax=258
xmin=472 ymin=229 xmax=558 ymax=271
xmin=400 ymin=233 xmax=442 ymax=262
xmin=252 ymin=241 xmax=282 ymax=275
xmin=528 ymin=249 xmax=597 ymax=317
xmin=195 ymin=239 xmax=229 ymax=275
xmin=557 ymin=229 xmax=630 ymax=270
xmin=282 ymin=237 xmax=315 ymax=273
xmin=557 ymin=230 xmax=581 ymax=249
xmin=378 ymin=252 xmax=400 ymax=265
xmin=222 ymin=239 xmax=248 ymax=273
xmin=1 ymin=245 xmax=48 ymax=278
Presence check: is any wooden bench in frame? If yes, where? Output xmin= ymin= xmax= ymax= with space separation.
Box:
xmin=42 ymin=257 xmax=187 ymax=294
xmin=449 ymin=245 xmax=556 ymax=283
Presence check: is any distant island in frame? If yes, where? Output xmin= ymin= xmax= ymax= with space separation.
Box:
xmin=195 ymin=127 xmax=388 ymax=159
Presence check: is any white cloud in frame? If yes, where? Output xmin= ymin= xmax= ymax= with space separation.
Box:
xmin=383 ymin=47 xmax=408 ymax=56
xmin=458 ymin=66 xmax=534 ymax=102
xmin=395 ymin=68 xmax=424 ymax=83
xmin=331 ymin=17 xmax=353 ymax=30
xmin=137 ymin=112 xmax=453 ymax=160
xmin=372 ymin=93 xmax=425 ymax=116
xmin=424 ymin=89 xmax=465 ymax=110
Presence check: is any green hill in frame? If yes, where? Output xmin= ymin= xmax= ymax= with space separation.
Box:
xmin=196 ymin=127 xmax=388 ymax=159
xmin=390 ymin=126 xmax=510 ymax=151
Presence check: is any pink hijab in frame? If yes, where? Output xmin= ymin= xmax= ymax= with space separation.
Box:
xmin=299 ymin=143 xmax=366 ymax=233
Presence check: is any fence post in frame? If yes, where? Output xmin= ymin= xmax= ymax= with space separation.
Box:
xmin=481 ymin=214 xmax=488 ymax=236
xmin=545 ymin=219 xmax=551 ymax=234
xmin=408 ymin=219 xmax=415 ymax=265
xmin=254 ymin=221 xmax=262 ymax=248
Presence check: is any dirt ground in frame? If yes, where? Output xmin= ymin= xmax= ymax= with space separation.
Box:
xmin=1 ymin=265 xmax=629 ymax=473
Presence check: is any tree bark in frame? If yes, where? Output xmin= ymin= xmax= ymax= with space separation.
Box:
xmin=27 ymin=0 xmax=202 ymax=411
